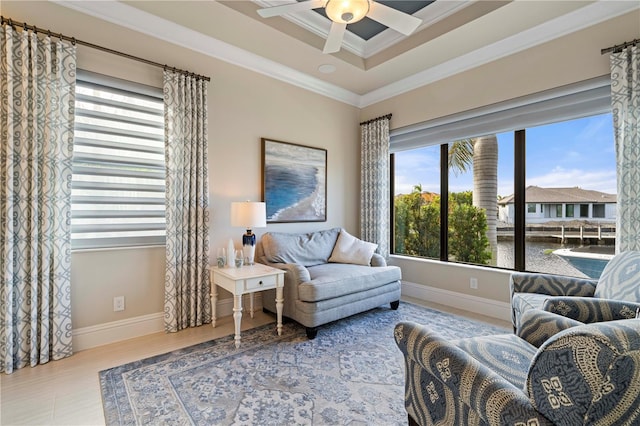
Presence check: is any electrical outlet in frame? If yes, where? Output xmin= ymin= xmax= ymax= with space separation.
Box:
xmin=470 ymin=277 xmax=478 ymax=289
xmin=113 ymin=296 xmax=125 ymax=312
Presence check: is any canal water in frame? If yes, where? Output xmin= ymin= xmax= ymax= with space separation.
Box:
xmin=497 ymin=241 xmax=595 ymax=278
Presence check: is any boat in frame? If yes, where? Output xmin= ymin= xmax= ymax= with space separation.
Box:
xmin=553 ymin=246 xmax=614 ymax=279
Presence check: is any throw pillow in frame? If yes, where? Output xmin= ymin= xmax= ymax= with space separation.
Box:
xmin=329 ymin=229 xmax=377 ymax=266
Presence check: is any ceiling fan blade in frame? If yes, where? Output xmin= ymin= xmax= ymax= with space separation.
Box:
xmin=323 ymin=22 xmax=347 ymax=54
xmin=366 ymin=1 xmax=422 ymax=36
xmin=257 ymin=0 xmax=325 ymax=18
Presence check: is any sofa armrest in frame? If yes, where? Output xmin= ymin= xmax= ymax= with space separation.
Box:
xmin=517 ymin=309 xmax=583 ymax=348
xmin=370 ymin=253 xmax=386 ymax=267
xmin=394 ymin=321 xmax=551 ymax=425
xmin=260 ymin=260 xmax=311 ymax=283
xmin=543 ymin=297 xmax=640 ymax=322
xmin=527 ymin=319 xmax=640 ymax=425
xmin=510 ymin=272 xmax=597 ymax=297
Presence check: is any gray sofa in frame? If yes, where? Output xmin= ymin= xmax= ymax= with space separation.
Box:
xmin=257 ymin=228 xmax=402 ymax=339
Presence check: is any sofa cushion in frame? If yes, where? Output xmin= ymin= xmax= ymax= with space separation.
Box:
xmin=298 ymin=263 xmax=401 ymax=302
xmin=261 ymin=228 xmax=340 ymax=267
xmin=295 ymin=282 xmax=401 ymax=317
xmin=328 ymin=229 xmax=377 ymax=266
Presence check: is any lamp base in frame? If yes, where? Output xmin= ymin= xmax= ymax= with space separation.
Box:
xmin=243 ymin=229 xmax=256 ymax=265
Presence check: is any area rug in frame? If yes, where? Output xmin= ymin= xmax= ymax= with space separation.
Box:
xmin=99 ymin=302 xmax=508 ymax=425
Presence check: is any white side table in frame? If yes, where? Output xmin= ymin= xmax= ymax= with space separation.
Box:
xmin=211 ymin=263 xmax=285 ymax=348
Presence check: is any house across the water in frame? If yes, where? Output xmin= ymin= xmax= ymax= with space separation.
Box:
xmin=498 ymin=186 xmax=616 ymax=224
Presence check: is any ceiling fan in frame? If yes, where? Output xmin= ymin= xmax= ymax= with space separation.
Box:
xmin=257 ymin=0 xmax=423 ymax=54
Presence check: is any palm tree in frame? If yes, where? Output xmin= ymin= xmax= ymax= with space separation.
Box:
xmin=449 ymin=135 xmax=498 ymax=264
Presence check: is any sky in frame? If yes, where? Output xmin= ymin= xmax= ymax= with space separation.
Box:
xmin=394 ymin=113 xmax=617 ymax=198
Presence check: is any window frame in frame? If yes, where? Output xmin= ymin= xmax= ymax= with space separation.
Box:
xmin=390 ymin=77 xmax=614 ymax=273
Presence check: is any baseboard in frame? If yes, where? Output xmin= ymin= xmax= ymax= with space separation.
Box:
xmin=73 ymin=312 xmax=165 ymax=352
xmin=72 ymin=294 xmax=264 ymax=351
xmin=73 ymin=287 xmax=508 ymax=351
xmin=401 ymin=281 xmax=511 ymax=322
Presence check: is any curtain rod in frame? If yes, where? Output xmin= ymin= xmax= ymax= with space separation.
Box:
xmin=601 ymin=38 xmax=640 ymax=55
xmin=360 ymin=114 xmax=392 ymax=126
xmin=1 ymin=16 xmax=210 ymax=82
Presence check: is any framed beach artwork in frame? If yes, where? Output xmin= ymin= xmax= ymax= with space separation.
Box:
xmin=262 ymin=138 xmax=327 ymax=223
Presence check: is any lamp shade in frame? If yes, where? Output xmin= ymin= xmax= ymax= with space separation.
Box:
xmin=230 ymin=201 xmax=267 ymax=229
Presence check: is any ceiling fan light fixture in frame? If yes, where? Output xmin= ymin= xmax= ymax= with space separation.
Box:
xmin=325 ymin=0 xmax=370 ymax=24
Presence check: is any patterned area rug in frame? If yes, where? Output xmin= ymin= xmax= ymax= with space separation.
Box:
xmin=99 ymin=302 xmax=508 ymax=425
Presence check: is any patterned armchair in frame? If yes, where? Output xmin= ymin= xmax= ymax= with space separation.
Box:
xmin=510 ymin=250 xmax=640 ymax=329
xmin=394 ymin=310 xmax=640 ymax=426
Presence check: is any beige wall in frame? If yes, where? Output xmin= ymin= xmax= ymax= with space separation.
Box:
xmin=4 ymin=2 xmax=639 ymax=328
xmin=361 ymin=10 xmax=640 ymax=305
xmin=3 ymin=1 xmax=360 ymax=329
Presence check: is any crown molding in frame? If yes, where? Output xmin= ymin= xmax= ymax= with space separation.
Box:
xmin=358 ymin=0 xmax=640 ymax=107
xmin=51 ymin=0 xmax=361 ymax=106
xmin=51 ymin=0 xmax=639 ymax=110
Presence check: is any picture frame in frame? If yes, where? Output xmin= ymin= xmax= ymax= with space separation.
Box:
xmin=262 ymin=138 xmax=327 ymax=223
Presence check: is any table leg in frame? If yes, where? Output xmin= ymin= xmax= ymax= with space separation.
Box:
xmin=275 ymin=286 xmax=284 ymax=336
xmin=233 ymin=294 xmax=243 ymax=348
xmin=211 ymin=284 xmax=218 ymax=328
xmin=250 ymin=292 xmax=255 ymax=319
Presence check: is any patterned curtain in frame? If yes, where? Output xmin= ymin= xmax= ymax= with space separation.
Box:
xmin=360 ymin=115 xmax=392 ymax=258
xmin=0 ymin=24 xmax=76 ymax=374
xmin=611 ymin=45 xmax=640 ymax=252
xmin=163 ymin=70 xmax=211 ymax=332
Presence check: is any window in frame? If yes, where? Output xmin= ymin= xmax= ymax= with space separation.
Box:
xmin=71 ymin=71 xmax=166 ymax=250
xmin=447 ymin=133 xmax=514 ymax=267
xmin=393 ymin=145 xmax=441 ymax=260
xmin=593 ymin=204 xmax=605 ymax=218
xmin=525 ymin=114 xmax=616 ymax=276
xmin=391 ymin=77 xmax=616 ymax=278
xmin=580 ymin=204 xmax=589 ymax=217
xmin=566 ymin=204 xmax=574 ymax=218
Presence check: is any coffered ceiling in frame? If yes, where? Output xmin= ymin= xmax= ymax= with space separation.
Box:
xmin=54 ymin=0 xmax=639 ymax=107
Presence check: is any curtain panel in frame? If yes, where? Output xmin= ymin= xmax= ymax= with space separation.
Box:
xmin=163 ymin=70 xmax=211 ymax=332
xmin=0 ymin=24 xmax=76 ymax=374
xmin=611 ymin=45 xmax=640 ymax=252
xmin=360 ymin=116 xmax=391 ymax=259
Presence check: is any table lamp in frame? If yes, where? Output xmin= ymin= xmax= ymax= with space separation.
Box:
xmin=230 ymin=201 xmax=267 ymax=265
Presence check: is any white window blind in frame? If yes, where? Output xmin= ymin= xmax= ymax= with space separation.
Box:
xmin=390 ymin=76 xmax=612 ymax=152
xmin=72 ymin=71 xmax=166 ymax=250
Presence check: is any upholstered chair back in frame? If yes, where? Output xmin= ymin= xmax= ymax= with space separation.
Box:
xmin=594 ymin=251 xmax=640 ymax=302
xmin=527 ymin=318 xmax=640 ymax=425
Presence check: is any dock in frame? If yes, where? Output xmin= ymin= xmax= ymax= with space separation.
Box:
xmin=552 ymin=225 xmax=615 ymax=244
xmin=497 ymin=224 xmax=615 ymax=244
